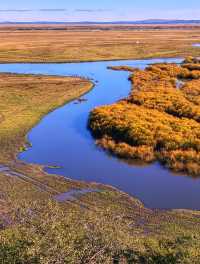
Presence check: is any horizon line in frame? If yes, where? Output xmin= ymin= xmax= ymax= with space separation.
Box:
xmin=1 ymin=19 xmax=200 ymax=23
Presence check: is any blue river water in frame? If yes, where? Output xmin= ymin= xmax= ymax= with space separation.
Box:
xmin=1 ymin=58 xmax=200 ymax=210
xmin=193 ymin=43 xmax=200 ymax=47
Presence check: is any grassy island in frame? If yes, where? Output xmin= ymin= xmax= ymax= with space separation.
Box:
xmin=89 ymin=57 xmax=200 ymax=175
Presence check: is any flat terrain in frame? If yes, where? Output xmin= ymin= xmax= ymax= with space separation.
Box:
xmin=0 ymin=24 xmax=200 ymax=62
xmin=0 ymin=71 xmax=200 ymax=262
xmin=0 ymin=73 xmax=93 ymax=163
xmin=1 ymin=26 xmax=200 ymax=262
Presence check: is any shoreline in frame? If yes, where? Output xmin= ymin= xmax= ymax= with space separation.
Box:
xmin=0 ymin=55 xmax=183 ymax=64
xmin=0 ymin=60 xmax=199 ymax=212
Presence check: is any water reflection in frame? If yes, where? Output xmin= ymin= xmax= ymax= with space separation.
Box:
xmin=1 ymin=58 xmax=200 ymax=210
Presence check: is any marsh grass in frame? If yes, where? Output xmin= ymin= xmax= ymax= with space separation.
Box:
xmin=1 ymin=185 xmax=200 ymax=263
xmin=0 ymin=73 xmax=93 ymax=163
xmin=0 ymin=27 xmax=200 ymax=63
xmin=89 ymin=58 xmax=200 ymax=175
xmin=1 ymin=49 xmax=200 ymax=262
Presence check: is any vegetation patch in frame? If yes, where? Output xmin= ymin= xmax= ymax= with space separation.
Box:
xmin=0 ymin=73 xmax=93 ymax=163
xmin=89 ymin=57 xmax=200 ymax=175
xmin=1 ymin=186 xmax=200 ymax=263
xmin=0 ymin=26 xmax=200 ymax=63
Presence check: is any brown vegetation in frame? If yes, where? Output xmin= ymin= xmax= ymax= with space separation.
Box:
xmin=0 ymin=73 xmax=93 ymax=163
xmin=107 ymin=66 xmax=137 ymax=72
xmin=0 ymin=25 xmax=200 ymax=62
xmin=89 ymin=57 xmax=200 ymax=175
xmin=1 ymin=62 xmax=200 ymax=262
xmin=1 ymin=27 xmax=200 ymax=261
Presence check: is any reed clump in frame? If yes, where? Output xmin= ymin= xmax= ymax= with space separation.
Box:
xmin=89 ymin=58 xmax=200 ymax=175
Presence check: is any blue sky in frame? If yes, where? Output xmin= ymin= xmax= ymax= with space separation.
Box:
xmin=0 ymin=0 xmax=199 ymax=22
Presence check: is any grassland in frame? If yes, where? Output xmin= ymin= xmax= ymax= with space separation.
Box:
xmin=0 ymin=72 xmax=96 ymax=215
xmin=1 ymin=26 xmax=200 ymax=262
xmin=0 ymin=73 xmax=93 ymax=164
xmin=0 ymin=68 xmax=200 ymax=263
xmin=0 ymin=24 xmax=200 ymax=63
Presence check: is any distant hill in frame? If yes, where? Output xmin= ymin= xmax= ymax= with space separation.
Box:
xmin=1 ymin=20 xmax=200 ymax=25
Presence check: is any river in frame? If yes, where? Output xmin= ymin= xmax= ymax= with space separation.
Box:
xmin=1 ymin=58 xmax=200 ymax=210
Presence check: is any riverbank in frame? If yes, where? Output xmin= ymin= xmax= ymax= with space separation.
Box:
xmin=1 ymin=66 xmax=200 ymax=262
xmin=0 ymin=72 xmax=101 ymax=227
xmin=0 ymin=73 xmax=93 ymax=164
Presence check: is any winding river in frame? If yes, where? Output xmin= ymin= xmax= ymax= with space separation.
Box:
xmin=1 ymin=58 xmax=200 ymax=210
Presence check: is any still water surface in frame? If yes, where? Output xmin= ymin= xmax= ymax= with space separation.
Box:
xmin=1 ymin=58 xmax=200 ymax=210
xmin=193 ymin=43 xmax=200 ymax=47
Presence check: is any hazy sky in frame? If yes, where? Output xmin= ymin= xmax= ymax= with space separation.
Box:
xmin=0 ymin=0 xmax=199 ymax=22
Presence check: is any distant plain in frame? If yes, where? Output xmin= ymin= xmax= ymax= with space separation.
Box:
xmin=0 ymin=24 xmax=200 ymax=62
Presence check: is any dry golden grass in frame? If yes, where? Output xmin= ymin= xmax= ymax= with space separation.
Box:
xmin=0 ymin=73 xmax=93 ymax=163
xmin=0 ymin=26 xmax=200 ymax=62
xmin=0 ymin=72 xmax=98 ymax=221
xmin=1 ymin=27 xmax=200 ymax=262
xmin=89 ymin=59 xmax=200 ymax=175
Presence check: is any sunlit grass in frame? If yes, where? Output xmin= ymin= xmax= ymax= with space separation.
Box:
xmin=0 ymin=73 xmax=93 ymax=163
xmin=89 ymin=58 xmax=200 ymax=175
xmin=0 ymin=27 xmax=200 ymax=62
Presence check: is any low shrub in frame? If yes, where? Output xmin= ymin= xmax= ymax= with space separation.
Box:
xmin=89 ymin=58 xmax=200 ymax=175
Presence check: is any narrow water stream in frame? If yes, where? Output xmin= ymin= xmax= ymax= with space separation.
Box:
xmin=1 ymin=58 xmax=200 ymax=210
